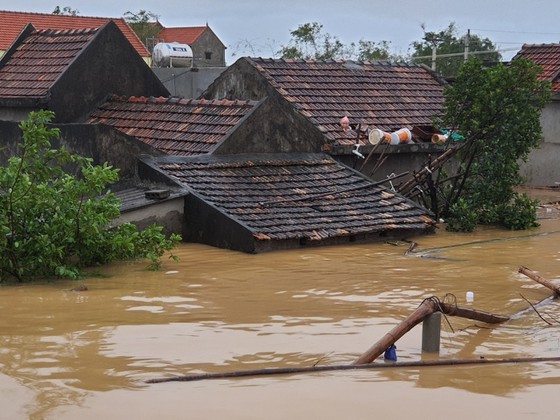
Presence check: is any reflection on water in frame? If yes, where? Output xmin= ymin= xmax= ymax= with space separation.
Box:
xmin=1 ymin=221 xmax=560 ymax=419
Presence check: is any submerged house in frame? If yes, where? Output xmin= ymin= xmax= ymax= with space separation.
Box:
xmin=0 ymin=20 xmax=168 ymax=123
xmin=139 ymin=153 xmax=435 ymax=253
xmin=0 ymin=19 xmax=438 ymax=252
xmin=85 ymin=94 xmax=436 ymax=252
xmin=201 ymin=57 xmax=448 ymax=180
xmin=513 ymin=44 xmax=560 ymax=186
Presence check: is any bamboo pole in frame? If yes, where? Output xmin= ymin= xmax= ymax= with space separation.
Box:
xmin=519 ymin=266 xmax=560 ymax=295
xmin=146 ymin=356 xmax=560 ymax=384
xmin=439 ymin=303 xmax=509 ymax=324
xmin=353 ymin=299 xmax=438 ymax=365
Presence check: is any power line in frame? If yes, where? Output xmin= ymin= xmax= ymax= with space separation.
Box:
xmin=471 ymin=28 xmax=560 ymax=36
xmin=411 ymin=47 xmax=519 ymax=60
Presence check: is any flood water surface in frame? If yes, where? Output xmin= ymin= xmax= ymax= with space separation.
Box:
xmin=2 ymin=220 xmax=560 ymax=419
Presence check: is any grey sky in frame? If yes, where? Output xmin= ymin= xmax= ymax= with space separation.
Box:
xmin=3 ymin=0 xmax=560 ymax=64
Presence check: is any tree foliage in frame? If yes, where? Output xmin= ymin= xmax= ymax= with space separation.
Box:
xmin=52 ymin=6 xmax=79 ymax=15
xmin=439 ymin=58 xmax=551 ymax=231
xmin=0 ymin=111 xmax=180 ymax=282
xmin=123 ymin=9 xmax=161 ymax=48
xmin=411 ymin=23 xmax=501 ymax=77
xmin=278 ymin=22 xmax=392 ymax=61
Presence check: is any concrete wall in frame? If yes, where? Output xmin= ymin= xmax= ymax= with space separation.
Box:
xmin=0 ymin=121 xmax=164 ymax=182
xmin=117 ymin=197 xmax=184 ymax=236
xmin=519 ymin=101 xmax=560 ymax=186
xmin=191 ymin=28 xmax=226 ymax=67
xmin=152 ymin=67 xmax=226 ymax=98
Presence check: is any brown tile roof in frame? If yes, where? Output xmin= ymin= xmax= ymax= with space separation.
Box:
xmin=0 ymin=10 xmax=148 ymax=58
xmin=156 ymin=153 xmax=435 ymax=243
xmin=0 ymin=27 xmax=97 ymax=99
xmin=157 ymin=26 xmax=208 ymax=45
xmin=514 ymin=44 xmax=560 ymax=92
xmin=87 ymin=96 xmax=259 ymax=156
xmin=245 ymin=58 xmax=446 ymax=146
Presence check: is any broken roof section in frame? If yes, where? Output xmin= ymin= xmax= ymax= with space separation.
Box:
xmin=514 ymin=44 xmax=560 ymax=94
xmin=87 ymin=95 xmax=260 ymax=156
xmin=140 ymin=153 xmax=435 ymax=253
xmin=203 ymin=58 xmax=446 ymax=147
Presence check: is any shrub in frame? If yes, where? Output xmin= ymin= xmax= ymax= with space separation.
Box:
xmin=0 ymin=111 xmax=180 ymax=282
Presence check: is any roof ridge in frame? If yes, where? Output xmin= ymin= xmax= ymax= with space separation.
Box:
xmin=0 ymin=9 xmax=127 ymax=22
xmin=34 ymin=27 xmax=100 ymax=35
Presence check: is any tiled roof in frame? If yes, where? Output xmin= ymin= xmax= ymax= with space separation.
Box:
xmin=87 ymin=96 xmax=258 ymax=156
xmin=245 ymin=58 xmax=446 ymax=145
xmin=0 ymin=27 xmax=97 ymax=99
xmin=157 ymin=26 xmax=208 ymax=45
xmin=156 ymin=153 xmax=435 ymax=243
xmin=0 ymin=10 xmax=148 ymax=58
xmin=514 ymin=44 xmax=560 ymax=92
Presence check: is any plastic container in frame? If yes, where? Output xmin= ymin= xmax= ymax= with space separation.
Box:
xmin=390 ymin=128 xmax=412 ymax=145
xmin=432 ymin=134 xmax=448 ymax=145
xmin=368 ymin=129 xmax=392 ymax=145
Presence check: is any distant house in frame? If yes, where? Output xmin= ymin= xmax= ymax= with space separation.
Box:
xmin=0 ymin=21 xmax=169 ymax=123
xmin=139 ymin=153 xmax=435 ymax=253
xmin=202 ymin=57 xmax=448 ymax=180
xmin=0 ymin=9 xmax=149 ymax=62
xmin=513 ymin=44 xmax=560 ymax=186
xmin=154 ymin=23 xmax=226 ymax=67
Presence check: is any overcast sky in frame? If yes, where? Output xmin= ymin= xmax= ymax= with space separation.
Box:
xmin=3 ymin=0 xmax=560 ymax=64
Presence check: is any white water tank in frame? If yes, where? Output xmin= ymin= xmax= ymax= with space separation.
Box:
xmin=152 ymin=42 xmax=193 ymax=68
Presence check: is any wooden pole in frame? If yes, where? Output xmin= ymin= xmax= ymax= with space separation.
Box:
xmin=519 ymin=266 xmax=560 ymax=295
xmin=146 ymin=356 xmax=560 ymax=384
xmin=439 ymin=302 xmax=509 ymax=324
xmin=353 ymin=299 xmax=438 ymax=365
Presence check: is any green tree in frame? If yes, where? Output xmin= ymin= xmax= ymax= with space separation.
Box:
xmin=439 ymin=58 xmax=551 ymax=231
xmin=123 ymin=10 xmax=161 ymax=48
xmin=411 ymin=23 xmax=501 ymax=77
xmin=0 ymin=111 xmax=180 ymax=282
xmin=52 ymin=6 xmax=79 ymax=15
xmin=278 ymin=22 xmax=392 ymax=61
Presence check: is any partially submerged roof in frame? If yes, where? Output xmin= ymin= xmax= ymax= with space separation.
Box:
xmin=144 ymin=153 xmax=435 ymax=252
xmin=87 ymin=95 xmax=259 ymax=156
xmin=211 ymin=57 xmax=446 ymax=147
xmin=0 ymin=10 xmax=148 ymax=58
xmin=514 ymin=44 xmax=560 ymax=93
xmin=0 ymin=25 xmax=97 ymax=100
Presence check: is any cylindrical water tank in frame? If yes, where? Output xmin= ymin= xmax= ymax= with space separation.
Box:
xmin=152 ymin=42 xmax=193 ymax=68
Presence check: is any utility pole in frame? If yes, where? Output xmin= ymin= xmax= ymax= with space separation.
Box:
xmin=464 ymin=29 xmax=470 ymax=62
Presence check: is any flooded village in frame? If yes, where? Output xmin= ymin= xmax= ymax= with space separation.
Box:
xmin=1 ymin=8 xmax=560 ymax=420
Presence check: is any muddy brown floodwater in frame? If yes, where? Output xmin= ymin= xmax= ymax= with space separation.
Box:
xmin=2 ymin=218 xmax=560 ymax=419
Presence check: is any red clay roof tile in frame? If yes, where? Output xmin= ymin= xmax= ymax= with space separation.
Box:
xmin=514 ymin=44 xmax=560 ymax=92
xmin=157 ymin=26 xmax=207 ymax=45
xmin=244 ymin=58 xmax=446 ymax=146
xmin=0 ymin=27 xmax=97 ymax=99
xmin=156 ymin=154 xmax=435 ymax=242
xmin=0 ymin=10 xmax=148 ymax=58
xmin=87 ymin=96 xmax=258 ymax=156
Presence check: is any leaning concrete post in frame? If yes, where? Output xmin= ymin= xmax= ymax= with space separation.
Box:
xmin=422 ymin=312 xmax=441 ymax=353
